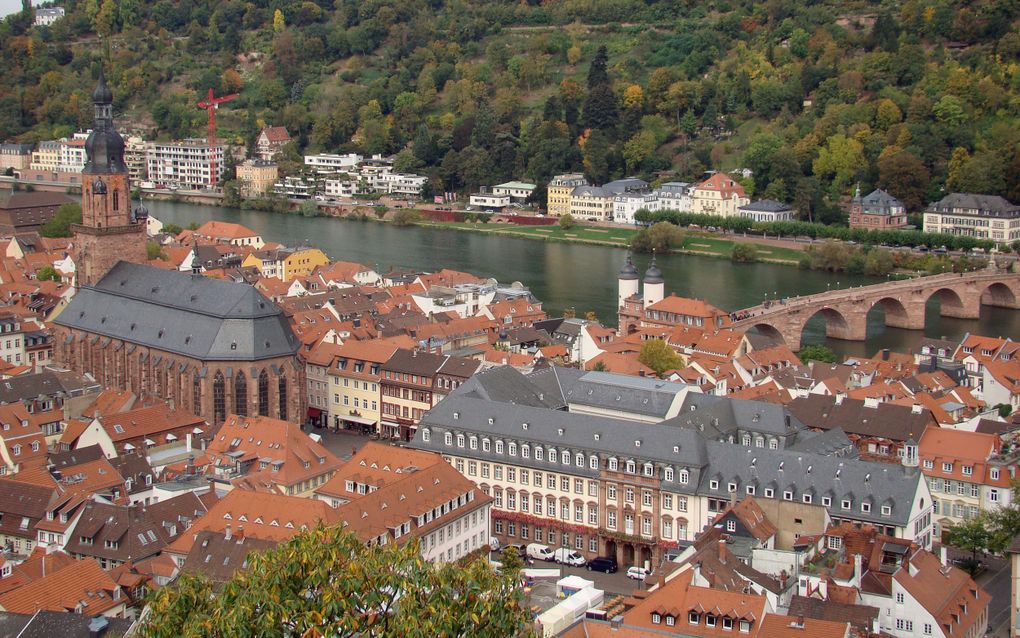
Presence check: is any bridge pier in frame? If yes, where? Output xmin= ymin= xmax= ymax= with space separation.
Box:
xmin=937 ymin=293 xmax=982 ymax=320
xmin=883 ymin=300 xmax=927 ymax=331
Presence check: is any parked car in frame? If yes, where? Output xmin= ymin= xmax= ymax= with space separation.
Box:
xmin=586 ymin=556 xmax=618 ymax=573
xmin=526 ymin=543 xmax=555 ymax=561
xmin=627 ymin=566 xmax=651 ymax=580
xmin=552 ymin=548 xmax=586 ymax=566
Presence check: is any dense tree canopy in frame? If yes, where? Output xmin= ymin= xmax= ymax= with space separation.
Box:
xmin=138 ymin=525 xmax=528 ymax=638
xmin=3 ymin=0 xmax=1020 ymax=215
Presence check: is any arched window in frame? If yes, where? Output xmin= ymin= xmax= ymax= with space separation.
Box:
xmin=192 ymin=373 xmax=201 ymax=416
xmin=278 ymin=376 xmax=288 ymax=421
xmin=234 ymin=372 xmax=247 ymax=417
xmin=213 ymin=372 xmax=226 ymax=424
xmin=258 ymin=370 xmax=269 ymax=416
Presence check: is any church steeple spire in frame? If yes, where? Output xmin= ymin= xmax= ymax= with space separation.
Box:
xmin=83 ymin=67 xmax=127 ymax=176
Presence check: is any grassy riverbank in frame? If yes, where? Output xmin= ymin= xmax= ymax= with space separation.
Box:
xmin=413 ymin=219 xmax=806 ymax=265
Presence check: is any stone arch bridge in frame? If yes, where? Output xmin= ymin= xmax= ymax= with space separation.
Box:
xmin=729 ymin=267 xmax=1020 ymax=351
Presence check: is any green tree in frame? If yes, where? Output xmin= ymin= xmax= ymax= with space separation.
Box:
xmin=587 ymin=45 xmax=609 ymax=89
xmin=392 ymin=209 xmax=422 ymax=226
xmin=559 ymin=213 xmax=576 ymax=230
xmin=730 ymin=243 xmax=758 ymax=263
xmin=945 ymin=515 xmax=992 ymax=569
xmin=798 ymin=344 xmax=838 ymax=363
xmin=36 ymin=265 xmax=60 ymax=282
xmin=137 ymin=525 xmax=528 ymax=638
xmin=581 ymin=130 xmax=611 ymax=185
xmin=877 ymin=150 xmax=930 ymax=212
xmin=163 ymin=223 xmax=184 ymax=236
xmin=812 ymin=134 xmax=866 ymax=192
xmin=39 ymin=203 xmax=82 ymax=238
xmin=631 ymin=222 xmax=684 ymax=254
xmin=146 ymin=241 xmax=167 ymax=261
xmin=299 ymin=200 xmax=319 ymax=217
xmin=863 ymin=249 xmax=895 ymax=276
xmin=638 ymin=339 xmax=684 ymax=377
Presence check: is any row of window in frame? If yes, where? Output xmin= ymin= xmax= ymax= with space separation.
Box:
xmin=923 ymin=459 xmax=1001 ymax=481
xmin=651 ymin=612 xmax=751 ymax=633
xmin=431 ymin=429 xmax=691 ymax=482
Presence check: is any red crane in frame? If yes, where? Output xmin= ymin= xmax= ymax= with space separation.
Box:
xmin=196 ymin=88 xmax=238 ymax=187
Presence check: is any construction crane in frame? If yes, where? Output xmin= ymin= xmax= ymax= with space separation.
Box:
xmin=196 ymin=88 xmax=238 ymax=188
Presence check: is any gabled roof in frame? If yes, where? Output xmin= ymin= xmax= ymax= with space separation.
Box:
xmin=0 ymin=558 xmax=121 ymax=615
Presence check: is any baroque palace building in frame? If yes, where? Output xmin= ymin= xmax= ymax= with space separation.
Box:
xmin=53 ymin=70 xmax=304 ymax=426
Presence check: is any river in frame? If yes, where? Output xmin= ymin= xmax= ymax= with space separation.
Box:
xmin=147 ymin=200 xmax=1020 ymax=358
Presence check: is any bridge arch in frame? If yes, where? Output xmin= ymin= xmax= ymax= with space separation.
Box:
xmin=868 ymin=296 xmax=925 ymax=331
xmin=926 ymin=286 xmax=979 ymax=319
xmin=804 ymin=306 xmax=859 ymax=342
xmin=747 ymin=322 xmax=786 ymax=346
xmin=981 ymin=281 xmax=1018 ymax=309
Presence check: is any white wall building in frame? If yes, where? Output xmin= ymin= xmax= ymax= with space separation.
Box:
xmin=469 ymin=193 xmax=511 ymax=211
xmin=614 ymin=192 xmax=660 ymax=225
xmin=492 ymin=181 xmax=536 ymax=202
xmin=34 ymin=7 xmax=64 ymax=26
xmin=304 ymin=153 xmax=363 ymax=174
xmin=324 ymin=178 xmax=359 ymax=198
xmin=146 ymin=139 xmax=224 ymax=189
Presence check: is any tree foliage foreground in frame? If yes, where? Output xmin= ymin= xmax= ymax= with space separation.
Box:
xmin=138 ymin=525 xmax=530 ymax=638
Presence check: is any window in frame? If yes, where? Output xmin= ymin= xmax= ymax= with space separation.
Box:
xmin=521 ymin=444 xmax=529 ymax=458
xmin=783 ymin=490 xmax=793 ymax=501
xmin=625 ymin=487 xmax=634 ymax=503
xmin=710 ymin=480 xmax=719 ymax=490
xmin=991 ymin=468 xmax=1001 ymax=481
xmin=470 ymin=437 xmax=477 ymax=450
xmin=278 ymin=376 xmax=287 ymax=420
xmin=607 ymin=484 xmax=617 ymax=500
xmin=562 ymin=451 xmax=570 ymax=465
xmin=827 ymin=536 xmax=842 ymax=550
xmin=689 ymin=612 xmax=700 ymax=625
xmin=862 ymin=502 xmax=871 ymax=513
xmin=535 ymin=446 xmax=543 ymax=461
xmin=258 ymin=370 xmax=269 ymax=416
xmin=822 ymin=496 xmax=832 ymax=507
xmin=608 ymin=458 xmax=618 ymax=471
xmin=924 ymin=624 xmax=932 ymax=635
xmin=923 ymin=460 xmax=933 ymax=469
xmin=726 ymin=519 xmax=736 ymax=532
xmin=625 ymin=460 xmax=635 ymax=474
xmin=589 ymin=455 xmax=598 ymax=470
xmin=212 ymin=372 xmax=226 ymax=424
xmin=234 ymin=372 xmax=247 ymax=417
xmin=764 ymin=488 xmax=774 ymax=498
xmin=456 ymin=434 xmax=464 ymax=448
xmin=652 ymin=613 xmax=662 ymax=625
xmin=495 ymin=441 xmax=503 ymax=454
xmin=445 ymin=432 xmax=453 ymax=446
xmin=508 ymin=442 xmax=517 ymax=456
xmin=575 ymin=504 xmax=583 ymax=522
xmin=608 ymin=511 xmax=617 ymax=530
xmin=483 ymin=439 xmax=491 ymax=452
xmin=739 ymin=621 xmax=751 ymax=633
xmin=990 ymin=489 xmax=1000 ymax=503
xmin=192 ymin=373 xmax=202 ymax=416
xmin=706 ymin=615 xmax=716 ymax=628
xmin=943 ymin=462 xmax=953 ymax=473
xmin=589 ymin=506 xmax=598 ymax=525
xmin=663 ymin=494 xmax=673 ymax=509
xmin=896 ymin=593 xmax=904 ymax=604
xmin=962 ymin=465 xmax=973 ymax=476
xmin=422 ymin=429 xmax=431 ymax=442
xmin=882 ymin=505 xmax=892 ymax=516
xmin=679 ymin=469 xmax=689 ymax=484
xmin=841 ymin=499 xmax=851 ymax=510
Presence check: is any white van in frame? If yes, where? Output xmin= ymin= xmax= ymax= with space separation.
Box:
xmin=552 ymin=548 xmax=586 ymax=566
xmin=526 ymin=543 xmax=555 ymax=560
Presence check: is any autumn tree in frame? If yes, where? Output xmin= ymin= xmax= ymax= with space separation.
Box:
xmin=877 ymin=149 xmax=930 ymax=212
xmin=638 ymin=339 xmax=684 ymax=377
xmin=138 ymin=525 xmax=529 ymax=638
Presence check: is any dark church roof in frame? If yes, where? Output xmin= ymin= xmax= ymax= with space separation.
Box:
xmin=55 ymin=262 xmax=300 ymax=361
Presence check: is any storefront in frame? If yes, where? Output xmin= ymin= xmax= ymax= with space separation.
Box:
xmin=338 ymin=413 xmax=376 ymax=435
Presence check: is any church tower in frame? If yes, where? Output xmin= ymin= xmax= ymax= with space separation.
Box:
xmin=73 ymin=68 xmax=147 ymax=287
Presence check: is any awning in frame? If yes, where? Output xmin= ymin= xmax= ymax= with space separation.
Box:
xmin=342 ymin=414 xmax=376 ymax=426
xmin=307 ymin=408 xmax=323 ymax=418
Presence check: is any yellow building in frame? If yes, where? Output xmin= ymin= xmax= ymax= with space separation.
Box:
xmin=242 ymin=246 xmax=330 ymax=281
xmin=547 ymin=173 xmax=588 ymax=217
xmin=237 ymin=159 xmax=279 ymax=198
xmin=327 ymin=340 xmax=400 ymax=433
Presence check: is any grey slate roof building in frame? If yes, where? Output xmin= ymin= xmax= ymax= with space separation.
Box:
xmin=928 ymin=193 xmax=1020 ymax=218
xmin=408 ymin=365 xmax=934 ymax=563
xmin=55 ymin=262 xmax=300 ymax=361
xmin=564 ymin=371 xmax=693 ymax=421
xmin=854 ymin=188 xmax=904 ymax=215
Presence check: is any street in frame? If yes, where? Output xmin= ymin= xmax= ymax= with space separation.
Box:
xmin=944 ymin=545 xmax=1012 ymax=637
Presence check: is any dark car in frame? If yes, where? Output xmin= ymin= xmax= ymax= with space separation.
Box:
xmin=586 ymin=556 xmax=618 ymax=573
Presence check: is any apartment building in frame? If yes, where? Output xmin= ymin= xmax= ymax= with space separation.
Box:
xmin=919 ymin=427 xmax=1015 ymax=538
xmin=314 ymin=443 xmax=491 ymax=563
xmin=237 ymin=159 xmax=278 ymax=198
xmin=379 ymin=349 xmax=479 ymax=441
xmin=146 ymin=139 xmax=225 ymax=189
xmin=328 ymin=340 xmax=401 ymax=433
xmin=691 ymin=172 xmax=750 ymax=218
xmin=547 ymin=173 xmax=589 ymax=217
xmin=124 ymin=136 xmax=148 ymax=182
xmin=0 ymin=144 xmax=33 ymax=172
xmin=924 ymin=193 xmax=1020 ymax=243
xmin=304 ymin=153 xmax=362 ymax=174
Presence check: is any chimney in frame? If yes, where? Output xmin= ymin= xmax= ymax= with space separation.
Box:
xmin=834 ymin=393 xmax=845 ymax=406
xmin=224 ymin=523 xmax=232 ymax=541
xmin=88 ymin=616 xmax=109 ymax=638
xmin=718 ymin=537 xmax=727 ymax=564
xmin=911 ymin=403 xmax=923 ymax=414
xmin=853 ymin=553 xmax=863 ymax=586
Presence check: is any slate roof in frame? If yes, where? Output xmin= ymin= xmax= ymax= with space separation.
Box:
xmin=453 ymin=366 xmax=562 ymax=409
xmin=413 ymin=394 xmax=710 ymax=477
xmin=857 ymin=188 xmax=903 ymax=214
xmin=739 ymin=199 xmax=792 ymax=213
xmin=929 ymin=193 xmax=1020 ymax=218
xmin=0 ymin=611 xmax=132 ymax=638
xmin=787 ymin=595 xmax=878 ymax=631
xmin=663 ymin=393 xmax=805 ymax=441
xmin=565 ymin=371 xmax=691 ymax=419
xmin=700 ymin=441 xmax=922 ymax=526
xmin=181 ymin=530 xmax=278 ymax=582
xmin=0 ymin=369 xmax=99 ymax=404
xmin=54 ymin=262 xmax=300 ymax=361
xmin=526 ymin=366 xmax=584 ymax=407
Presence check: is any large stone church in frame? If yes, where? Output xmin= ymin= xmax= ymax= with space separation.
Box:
xmin=53 ymin=70 xmax=304 ymax=426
